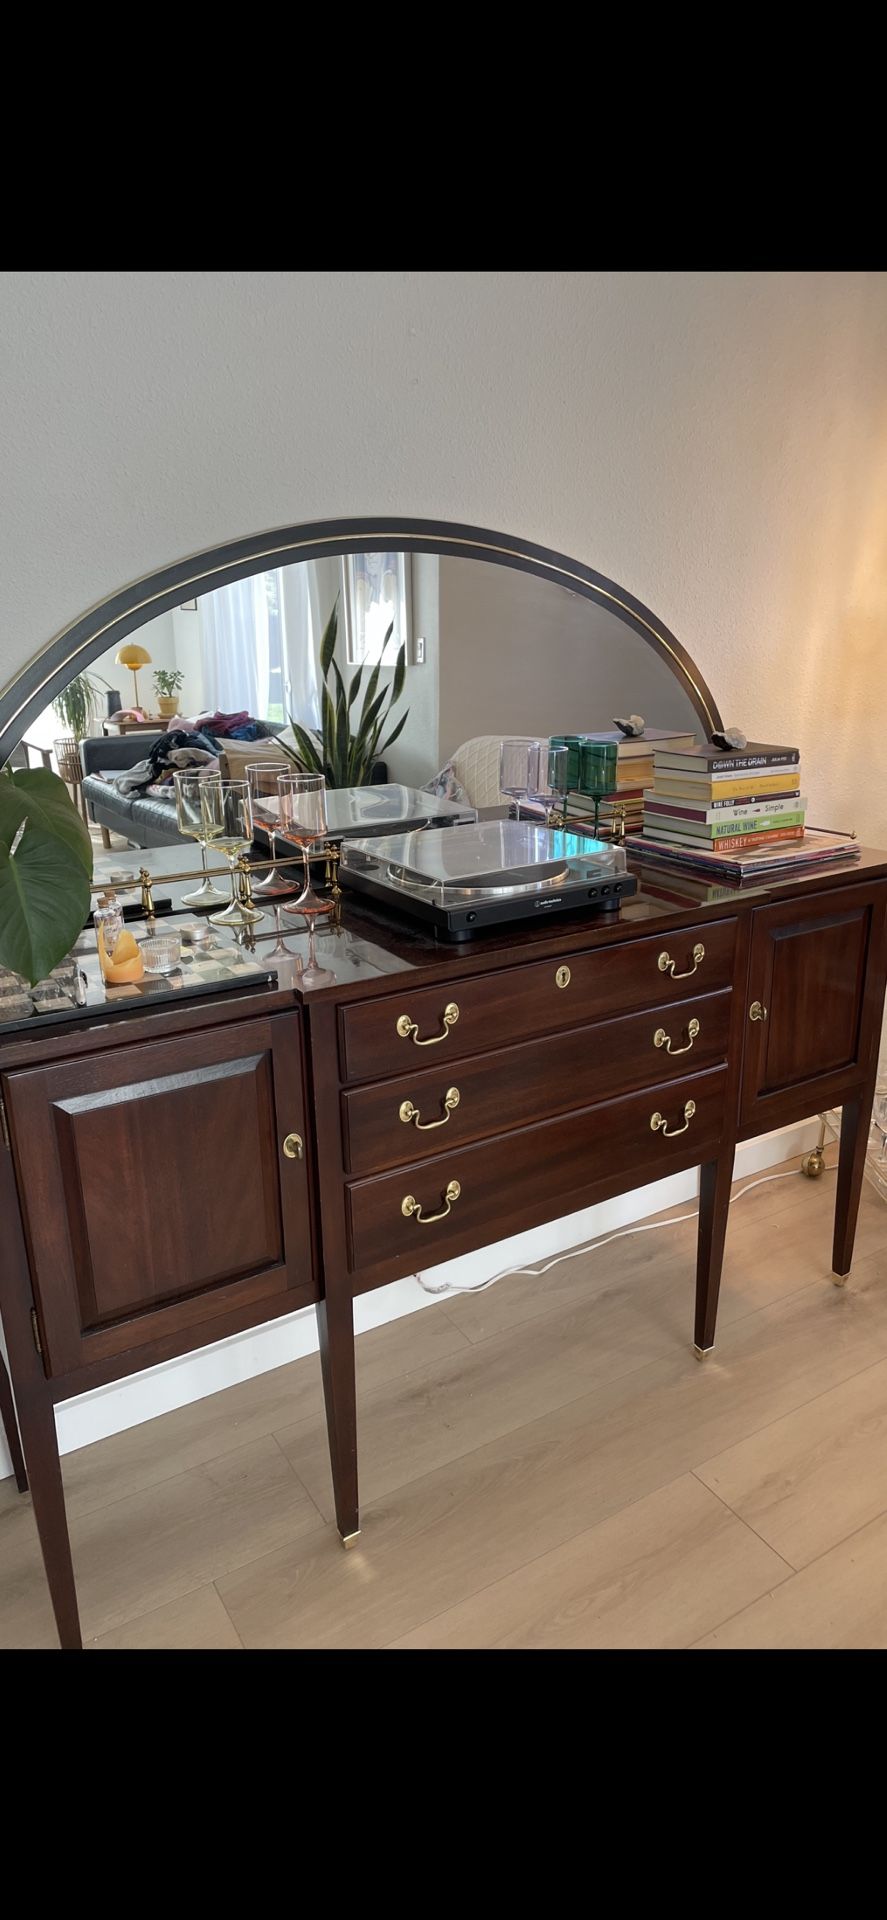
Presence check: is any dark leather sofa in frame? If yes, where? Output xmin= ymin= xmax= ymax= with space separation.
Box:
xmin=80 ymin=734 xmax=187 ymax=848
xmin=80 ymin=732 xmax=389 ymax=848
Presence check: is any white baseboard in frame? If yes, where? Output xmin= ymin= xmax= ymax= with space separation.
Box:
xmin=0 ymin=1117 xmax=824 ymax=1481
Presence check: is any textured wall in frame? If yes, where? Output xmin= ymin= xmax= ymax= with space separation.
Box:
xmin=2 ymin=270 xmax=886 ymax=843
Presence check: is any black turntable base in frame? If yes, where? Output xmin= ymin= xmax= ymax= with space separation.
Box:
xmin=339 ymin=821 xmax=637 ymax=939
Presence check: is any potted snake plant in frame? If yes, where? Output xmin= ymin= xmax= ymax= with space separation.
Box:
xmin=284 ymin=600 xmax=409 ymax=786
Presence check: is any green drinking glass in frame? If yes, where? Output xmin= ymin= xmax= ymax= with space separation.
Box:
xmin=578 ymin=740 xmax=618 ymax=839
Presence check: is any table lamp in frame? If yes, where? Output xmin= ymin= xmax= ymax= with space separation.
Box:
xmin=115 ymin=643 xmax=152 ymax=710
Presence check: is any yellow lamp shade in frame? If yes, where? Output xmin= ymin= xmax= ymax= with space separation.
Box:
xmin=115 ymin=643 xmax=152 ymax=710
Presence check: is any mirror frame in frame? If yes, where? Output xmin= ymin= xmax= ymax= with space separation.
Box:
xmin=0 ymin=516 xmax=722 ymax=765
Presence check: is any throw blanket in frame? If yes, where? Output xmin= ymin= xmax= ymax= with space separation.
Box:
xmin=110 ymin=734 xmax=219 ymax=796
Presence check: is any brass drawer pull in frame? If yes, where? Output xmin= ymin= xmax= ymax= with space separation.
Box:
xmin=396 ymin=1002 xmax=459 ymax=1046
xmin=282 ymin=1132 xmax=304 ymax=1160
xmin=650 ymin=1099 xmax=696 ymax=1137
xmin=399 ymin=1087 xmax=460 ymax=1129
xmin=749 ymin=1000 xmax=768 ymax=1022
xmin=402 ymin=1179 xmax=461 ymax=1223
xmin=654 ymin=1018 xmax=700 ymax=1055
xmin=658 ymin=942 xmax=704 ymax=978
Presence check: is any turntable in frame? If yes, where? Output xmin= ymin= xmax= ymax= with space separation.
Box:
xmin=339 ymin=820 xmax=637 ymax=939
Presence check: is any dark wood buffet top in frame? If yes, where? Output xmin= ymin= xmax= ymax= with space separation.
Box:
xmin=2 ymin=843 xmax=886 ymax=1647
xmin=1 ymin=848 xmax=885 ymax=1068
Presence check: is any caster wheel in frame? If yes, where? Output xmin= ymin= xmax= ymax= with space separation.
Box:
xmin=801 ymin=1150 xmax=825 ymax=1179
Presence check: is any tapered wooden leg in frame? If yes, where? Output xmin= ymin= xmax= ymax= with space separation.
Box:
xmin=832 ymin=1095 xmax=871 ymax=1281
xmin=0 ymin=1351 xmax=28 ymax=1493
xmin=694 ymin=1154 xmax=734 ymax=1356
xmin=100 ymin=825 xmax=112 ymax=850
xmin=316 ymin=1285 xmax=359 ymax=1545
xmin=17 ymin=1393 xmax=82 ymax=1649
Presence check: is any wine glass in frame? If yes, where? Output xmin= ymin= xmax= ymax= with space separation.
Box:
xmin=529 ymin=744 xmax=569 ymax=827
xmin=201 ymin=780 xmax=265 ymax=928
xmin=278 ymin=774 xmax=333 ymax=917
xmin=578 ymin=740 xmax=619 ymax=840
xmin=499 ymin=738 xmax=543 ymax=822
xmin=245 ymin=763 xmax=292 ymax=896
xmin=174 ymin=771 xmax=228 ymax=907
xmin=278 ymin=773 xmax=336 ymax=987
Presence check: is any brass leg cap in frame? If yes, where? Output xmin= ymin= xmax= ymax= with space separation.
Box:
xmin=340 ymin=1529 xmax=361 ymax=1550
xmin=693 ymin=1343 xmax=714 ymax=1361
xmin=832 ymin=1272 xmax=850 ymax=1287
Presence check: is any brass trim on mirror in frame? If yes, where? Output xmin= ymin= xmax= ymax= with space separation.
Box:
xmin=0 ymin=517 xmax=723 ymax=764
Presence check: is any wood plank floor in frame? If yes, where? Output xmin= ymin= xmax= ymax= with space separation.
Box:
xmin=3 ymin=1147 xmax=887 ymax=1650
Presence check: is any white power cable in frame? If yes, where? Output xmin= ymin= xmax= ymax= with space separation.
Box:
xmin=413 ymin=1160 xmax=836 ymax=1296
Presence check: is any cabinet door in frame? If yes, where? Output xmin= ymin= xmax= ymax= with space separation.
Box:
xmin=3 ymin=1013 xmax=316 ymax=1376
xmin=740 ymin=883 xmax=887 ymax=1128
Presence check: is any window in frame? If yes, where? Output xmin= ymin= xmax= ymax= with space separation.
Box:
xmin=262 ymin=571 xmax=286 ymax=723
xmin=342 ymin=552 xmax=412 ymax=667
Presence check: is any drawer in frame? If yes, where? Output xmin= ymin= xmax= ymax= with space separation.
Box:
xmin=338 ymin=917 xmax=737 ymax=1081
xmin=346 ymin=1065 xmax=728 ymax=1271
xmin=342 ymin=988 xmax=732 ymax=1174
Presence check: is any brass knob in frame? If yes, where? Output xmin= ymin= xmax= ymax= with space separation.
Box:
xmin=749 ymin=1001 xmax=768 ymax=1023
xmin=555 ymin=965 xmax=571 ymax=989
xmin=282 ymin=1132 xmax=303 ymax=1160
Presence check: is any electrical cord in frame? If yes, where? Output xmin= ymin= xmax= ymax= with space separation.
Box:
xmin=413 ymin=1160 xmax=836 ymax=1296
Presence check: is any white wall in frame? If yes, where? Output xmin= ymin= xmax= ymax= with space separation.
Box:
xmin=3 ymin=272 xmax=884 ymax=846
xmin=21 ymin=608 xmax=181 ymax=751
xmin=437 ymin=556 xmax=698 ymax=755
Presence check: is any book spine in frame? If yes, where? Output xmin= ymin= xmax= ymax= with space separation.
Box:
xmin=643 ymin=794 xmax=805 ymax=822
xmin=643 ymin=815 xmax=806 ymax=841
xmin=707 ymin=826 xmax=804 ymax=852
xmin=654 ymin=750 xmax=800 ymax=773
xmin=710 ymin=813 xmax=804 ymax=838
xmin=644 ymin=825 xmax=804 ymax=854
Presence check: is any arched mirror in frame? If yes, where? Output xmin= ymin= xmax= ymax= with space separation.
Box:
xmin=0 ymin=518 xmax=721 ymax=1006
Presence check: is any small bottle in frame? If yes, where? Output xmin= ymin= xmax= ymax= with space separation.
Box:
xmin=94 ymin=891 xmax=124 ymax=981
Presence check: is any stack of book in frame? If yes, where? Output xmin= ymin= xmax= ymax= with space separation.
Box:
xmin=626 ymin=741 xmax=858 ymax=879
xmin=553 ymin=728 xmax=697 ymax=840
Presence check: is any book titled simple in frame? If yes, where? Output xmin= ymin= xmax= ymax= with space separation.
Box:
xmin=653 ymin=742 xmax=800 ymax=774
xmin=643 ymin=792 xmax=807 ymax=824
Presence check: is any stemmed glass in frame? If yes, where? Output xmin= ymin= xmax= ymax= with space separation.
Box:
xmin=245 ymin=763 xmax=293 ymax=896
xmin=499 ymin=738 xmax=543 ymax=822
xmin=529 ymin=744 xmax=569 ymax=828
xmin=201 ymin=780 xmax=265 ymax=929
xmin=174 ymin=771 xmax=228 ymax=907
xmin=278 ymin=773 xmax=336 ymax=988
xmin=578 ymin=740 xmax=619 ymax=840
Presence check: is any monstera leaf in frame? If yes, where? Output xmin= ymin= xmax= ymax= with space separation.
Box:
xmin=0 ymin=769 xmax=93 ymax=985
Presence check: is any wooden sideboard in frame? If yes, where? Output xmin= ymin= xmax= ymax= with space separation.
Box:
xmin=2 ymin=850 xmax=886 ymax=1647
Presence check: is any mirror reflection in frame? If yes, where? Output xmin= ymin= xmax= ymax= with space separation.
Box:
xmin=9 ymin=548 xmax=700 ymax=855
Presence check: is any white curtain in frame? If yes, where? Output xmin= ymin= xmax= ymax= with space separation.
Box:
xmin=280 ymin=562 xmax=322 ymax=730
xmin=199 ymin=574 xmax=271 ymax=718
